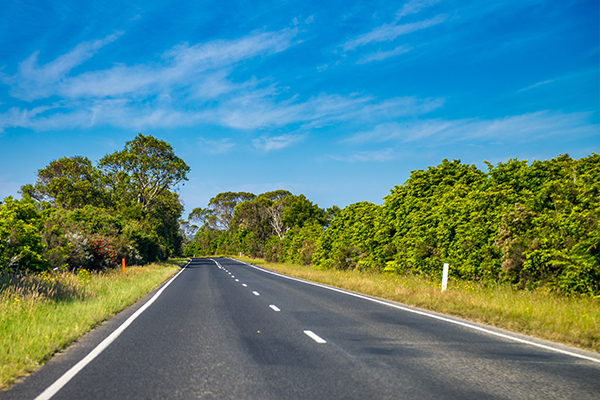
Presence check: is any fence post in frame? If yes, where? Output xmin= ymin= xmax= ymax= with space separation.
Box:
xmin=441 ymin=263 xmax=449 ymax=291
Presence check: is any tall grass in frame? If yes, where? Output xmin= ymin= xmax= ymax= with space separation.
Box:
xmin=0 ymin=260 xmax=183 ymax=390
xmin=235 ymin=256 xmax=600 ymax=353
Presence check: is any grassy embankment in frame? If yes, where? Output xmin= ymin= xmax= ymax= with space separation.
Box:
xmin=233 ymin=256 xmax=600 ymax=354
xmin=0 ymin=259 xmax=184 ymax=390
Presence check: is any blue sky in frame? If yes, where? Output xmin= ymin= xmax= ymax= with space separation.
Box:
xmin=1 ymin=0 xmax=598 ymax=214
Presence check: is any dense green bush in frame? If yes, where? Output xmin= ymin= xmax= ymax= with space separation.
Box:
xmin=182 ymin=154 xmax=599 ymax=297
xmin=1 ymin=134 xmax=188 ymax=274
xmin=0 ymin=197 xmax=48 ymax=273
xmin=320 ymin=154 xmax=599 ymax=296
xmin=313 ymin=202 xmax=381 ymax=270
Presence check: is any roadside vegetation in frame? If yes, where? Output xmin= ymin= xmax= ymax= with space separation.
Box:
xmin=1 ymin=140 xmax=598 ymax=388
xmin=1 ymin=133 xmax=189 ymax=275
xmin=184 ymin=153 xmax=599 ymax=298
xmin=0 ymin=259 xmax=183 ymax=389
xmin=233 ymin=256 xmax=600 ymax=353
xmin=183 ymin=153 xmax=599 ymax=352
xmin=0 ymin=133 xmax=189 ymax=389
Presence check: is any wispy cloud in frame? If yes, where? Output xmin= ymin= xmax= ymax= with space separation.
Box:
xmin=0 ymin=91 xmax=444 ymax=134
xmin=330 ymin=148 xmax=395 ymax=162
xmin=1 ymin=29 xmax=298 ymax=102
xmin=0 ymin=26 xmax=446 ymax=137
xmin=516 ymin=79 xmax=555 ymax=93
xmin=396 ymin=0 xmax=442 ymax=19
xmin=344 ymin=14 xmax=446 ymax=51
xmin=357 ymin=45 xmax=412 ymax=63
xmin=198 ymin=137 xmax=236 ymax=154
xmin=1 ymin=33 xmax=123 ymax=101
xmin=345 ymin=111 xmax=599 ymax=144
xmin=252 ymin=134 xmax=305 ymax=152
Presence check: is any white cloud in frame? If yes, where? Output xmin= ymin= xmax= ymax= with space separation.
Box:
xmin=357 ymin=45 xmax=412 ymax=63
xmin=214 ymin=93 xmax=443 ymax=131
xmin=198 ymin=137 xmax=236 ymax=154
xmin=345 ymin=111 xmax=599 ymax=144
xmin=0 ymin=89 xmax=444 ymax=134
xmin=252 ymin=134 xmax=305 ymax=152
xmin=1 ymin=28 xmax=298 ymax=102
xmin=344 ymin=15 xmax=446 ymax=51
xmin=1 ymin=33 xmax=122 ymax=101
xmin=516 ymin=79 xmax=555 ymax=93
xmin=0 ymin=26 xmax=446 ymax=136
xmin=330 ymin=148 xmax=395 ymax=162
xmin=396 ymin=0 xmax=442 ymax=19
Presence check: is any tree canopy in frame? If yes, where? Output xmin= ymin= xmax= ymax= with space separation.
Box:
xmin=99 ymin=133 xmax=190 ymax=212
xmin=183 ymin=153 xmax=600 ymax=297
xmin=2 ymin=133 xmax=188 ymax=273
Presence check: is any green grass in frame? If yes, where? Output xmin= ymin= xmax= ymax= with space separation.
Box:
xmin=233 ymin=256 xmax=600 ymax=354
xmin=0 ymin=259 xmax=184 ymax=389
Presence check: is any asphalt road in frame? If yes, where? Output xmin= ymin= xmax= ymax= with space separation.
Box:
xmin=3 ymin=257 xmax=599 ymax=399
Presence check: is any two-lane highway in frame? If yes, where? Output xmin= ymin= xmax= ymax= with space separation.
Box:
xmin=3 ymin=257 xmax=599 ymax=399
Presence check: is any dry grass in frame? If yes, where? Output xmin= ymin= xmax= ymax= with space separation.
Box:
xmin=0 ymin=260 xmax=183 ymax=390
xmin=234 ymin=256 xmax=600 ymax=353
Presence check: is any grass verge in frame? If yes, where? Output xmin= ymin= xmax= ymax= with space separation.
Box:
xmin=233 ymin=256 xmax=600 ymax=354
xmin=0 ymin=259 xmax=184 ymax=390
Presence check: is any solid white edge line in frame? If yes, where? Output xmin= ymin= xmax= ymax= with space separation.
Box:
xmin=304 ymin=330 xmax=327 ymax=344
xmin=230 ymin=258 xmax=600 ymax=364
xmin=34 ymin=263 xmax=190 ymax=400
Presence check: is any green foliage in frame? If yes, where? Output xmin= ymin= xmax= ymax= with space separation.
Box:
xmin=3 ymin=133 xmax=188 ymax=274
xmin=181 ymin=154 xmax=598 ymax=297
xmin=99 ymin=133 xmax=190 ymax=212
xmin=313 ymin=201 xmax=381 ymax=270
xmin=206 ymin=191 xmax=256 ymax=230
xmin=20 ymin=156 xmax=107 ymax=210
xmin=282 ymin=222 xmax=322 ymax=265
xmin=0 ymin=197 xmax=47 ymax=273
xmin=186 ymin=190 xmax=329 ymax=259
xmin=311 ymin=154 xmax=599 ymax=297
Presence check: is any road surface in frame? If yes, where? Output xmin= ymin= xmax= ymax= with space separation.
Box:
xmin=3 ymin=257 xmax=599 ymax=399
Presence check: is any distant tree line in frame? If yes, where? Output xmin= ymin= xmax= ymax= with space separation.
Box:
xmin=1 ymin=133 xmax=189 ymax=273
xmin=183 ymin=154 xmax=599 ymax=297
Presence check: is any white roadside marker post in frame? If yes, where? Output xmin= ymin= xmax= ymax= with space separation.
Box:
xmin=441 ymin=263 xmax=449 ymax=292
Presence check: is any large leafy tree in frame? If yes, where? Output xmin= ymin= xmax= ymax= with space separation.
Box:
xmin=257 ymin=190 xmax=292 ymax=239
xmin=99 ymin=133 xmax=190 ymax=212
xmin=206 ymin=191 xmax=256 ymax=230
xmin=20 ymin=156 xmax=107 ymax=210
xmin=12 ymin=133 xmax=190 ymax=271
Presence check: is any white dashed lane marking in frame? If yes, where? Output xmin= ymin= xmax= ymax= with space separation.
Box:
xmin=304 ymin=330 xmax=327 ymax=344
xmin=216 ymin=261 xmax=329 ymax=349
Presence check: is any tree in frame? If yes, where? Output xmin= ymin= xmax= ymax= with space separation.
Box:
xmin=207 ymin=191 xmax=256 ymax=230
xmin=188 ymin=207 xmax=217 ymax=231
xmin=256 ymin=190 xmax=292 ymax=239
xmin=20 ymin=156 xmax=107 ymax=210
xmin=313 ymin=201 xmax=381 ymax=270
xmin=0 ymin=197 xmax=48 ymax=272
xmin=281 ymin=194 xmax=325 ymax=230
xmin=99 ymin=133 xmax=190 ymax=212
